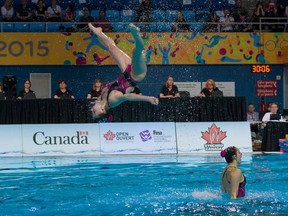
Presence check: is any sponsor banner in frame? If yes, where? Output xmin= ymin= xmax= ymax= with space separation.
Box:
xmin=176 ymin=122 xmax=252 ymax=154
xmin=0 ymin=125 xmax=22 ymax=156
xmin=22 ymin=124 xmax=100 ymax=156
xmin=0 ymin=32 xmax=286 ymax=65
xmin=100 ymin=122 xmax=177 ymax=154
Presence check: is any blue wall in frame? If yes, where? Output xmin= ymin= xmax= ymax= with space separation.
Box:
xmin=0 ymin=64 xmax=284 ymax=112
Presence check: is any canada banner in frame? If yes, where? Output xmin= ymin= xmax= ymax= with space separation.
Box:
xmin=22 ymin=124 xmax=101 ymax=156
xmin=176 ymin=122 xmax=252 ymax=153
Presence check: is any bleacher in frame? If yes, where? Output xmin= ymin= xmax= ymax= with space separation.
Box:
xmin=0 ymin=0 xmax=238 ymax=32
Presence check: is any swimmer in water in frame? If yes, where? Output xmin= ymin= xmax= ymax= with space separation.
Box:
xmin=220 ymin=146 xmax=246 ymax=199
xmin=88 ymin=23 xmax=159 ymax=121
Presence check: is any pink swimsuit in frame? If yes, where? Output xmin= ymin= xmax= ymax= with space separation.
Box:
xmin=103 ymin=65 xmax=137 ymax=94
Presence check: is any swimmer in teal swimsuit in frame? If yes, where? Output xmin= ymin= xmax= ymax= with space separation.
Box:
xmin=88 ymin=23 xmax=158 ymax=121
xmin=220 ymin=146 xmax=246 ymax=199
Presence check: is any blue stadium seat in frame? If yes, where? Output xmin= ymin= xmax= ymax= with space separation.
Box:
xmin=112 ymin=24 xmax=127 ymax=32
xmin=181 ymin=0 xmax=196 ymax=10
xmin=196 ymin=0 xmax=211 ymax=10
xmin=166 ymin=0 xmax=181 ymax=10
xmin=105 ymin=10 xmax=120 ymax=22
xmin=182 ymin=10 xmax=195 ymax=22
xmin=121 ymin=9 xmax=134 ymax=23
xmin=47 ymin=24 xmax=62 ymax=32
xmin=150 ymin=0 xmax=166 ymax=9
xmin=120 ymin=0 xmax=135 ymax=10
xmin=91 ymin=10 xmax=99 ymax=18
xmin=210 ymin=0 xmax=227 ymax=11
xmin=166 ymin=10 xmax=177 ymax=22
xmin=157 ymin=23 xmax=172 ymax=32
xmin=14 ymin=23 xmax=29 ymax=32
xmin=2 ymin=23 xmax=14 ymax=32
xmin=152 ymin=10 xmax=166 ymax=22
xmin=30 ymin=23 xmax=45 ymax=32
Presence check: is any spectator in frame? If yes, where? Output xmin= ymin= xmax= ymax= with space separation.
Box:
xmin=17 ymin=79 xmax=36 ymax=99
xmin=220 ymin=9 xmax=235 ymax=32
xmin=203 ymin=13 xmax=219 ymax=32
xmin=277 ymin=2 xmax=285 ymax=17
xmin=87 ymin=79 xmax=102 ymax=99
xmin=16 ymin=0 xmax=32 ymax=22
xmin=1 ymin=0 xmax=14 ymax=22
xmin=34 ymin=0 xmax=47 ymax=22
xmin=231 ymin=0 xmax=248 ymax=22
xmin=135 ymin=0 xmax=152 ymax=23
xmin=171 ymin=12 xmax=191 ymax=32
xmin=247 ymin=103 xmax=259 ymax=122
xmin=237 ymin=12 xmax=252 ymax=32
xmin=262 ymin=102 xmax=280 ymax=127
xmin=0 ymin=83 xmax=6 ymax=100
xmin=252 ymin=1 xmax=265 ymax=30
xmin=54 ymin=79 xmax=74 ymax=99
xmin=77 ymin=7 xmax=94 ymax=32
xmin=94 ymin=10 xmax=112 ymax=32
xmin=264 ymin=0 xmax=277 ymax=17
xmin=198 ymin=79 xmax=223 ymax=97
xmin=159 ymin=76 xmax=180 ymax=98
xmin=247 ymin=103 xmax=260 ymax=139
xmin=47 ymin=0 xmax=62 ymax=22
xmin=64 ymin=5 xmax=74 ymax=22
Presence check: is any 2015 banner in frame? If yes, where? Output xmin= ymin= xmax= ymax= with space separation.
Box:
xmin=0 ymin=32 xmax=287 ymax=65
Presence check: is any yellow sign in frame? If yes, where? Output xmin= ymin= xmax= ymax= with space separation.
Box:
xmin=0 ymin=32 xmax=287 ymax=65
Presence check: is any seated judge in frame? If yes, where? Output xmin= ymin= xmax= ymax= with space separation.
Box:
xmin=262 ymin=102 xmax=280 ymax=127
xmin=198 ymin=79 xmax=223 ymax=97
xmin=17 ymin=79 xmax=36 ymax=99
xmin=54 ymin=79 xmax=74 ymax=99
xmin=159 ymin=76 xmax=180 ymax=98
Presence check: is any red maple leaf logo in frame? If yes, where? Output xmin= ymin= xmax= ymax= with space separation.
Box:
xmin=201 ymin=123 xmax=227 ymax=144
xmin=104 ymin=130 xmax=116 ymax=140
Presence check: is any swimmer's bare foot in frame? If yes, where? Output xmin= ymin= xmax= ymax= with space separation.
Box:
xmin=149 ymin=97 xmax=159 ymax=105
xmin=129 ymin=23 xmax=140 ymax=36
xmin=88 ymin=23 xmax=102 ymax=35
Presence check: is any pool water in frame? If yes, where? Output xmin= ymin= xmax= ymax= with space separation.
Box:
xmin=0 ymin=154 xmax=288 ymax=215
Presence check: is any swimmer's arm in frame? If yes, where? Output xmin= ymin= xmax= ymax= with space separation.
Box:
xmin=229 ymin=169 xmax=242 ymax=199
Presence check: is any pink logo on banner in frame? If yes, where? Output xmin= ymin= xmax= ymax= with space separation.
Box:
xmin=201 ymin=123 xmax=227 ymax=151
xmin=104 ymin=130 xmax=116 ymax=140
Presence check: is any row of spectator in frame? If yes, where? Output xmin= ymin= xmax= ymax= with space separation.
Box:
xmin=0 ymin=77 xmax=223 ymax=100
xmin=2 ymin=0 xmax=288 ymax=33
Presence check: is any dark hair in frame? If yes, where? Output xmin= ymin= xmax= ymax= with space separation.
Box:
xmin=248 ymin=103 xmax=254 ymax=107
xmin=0 ymin=83 xmax=3 ymax=90
xmin=269 ymin=102 xmax=278 ymax=107
xmin=220 ymin=146 xmax=238 ymax=163
xmin=256 ymin=1 xmax=263 ymax=7
xmin=23 ymin=79 xmax=31 ymax=88
xmin=58 ymin=79 xmax=67 ymax=85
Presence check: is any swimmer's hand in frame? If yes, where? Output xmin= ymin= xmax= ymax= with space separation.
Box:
xmin=149 ymin=97 xmax=159 ymax=105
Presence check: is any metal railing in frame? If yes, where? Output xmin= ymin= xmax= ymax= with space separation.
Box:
xmin=0 ymin=20 xmax=287 ymax=33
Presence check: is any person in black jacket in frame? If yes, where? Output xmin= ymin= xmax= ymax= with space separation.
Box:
xmin=198 ymin=79 xmax=223 ymax=97
xmin=159 ymin=76 xmax=180 ymax=98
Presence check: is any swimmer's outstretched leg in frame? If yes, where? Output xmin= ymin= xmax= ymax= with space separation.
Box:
xmin=129 ymin=23 xmax=147 ymax=82
xmin=88 ymin=23 xmax=131 ymax=72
